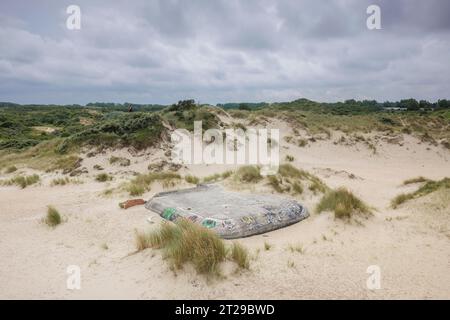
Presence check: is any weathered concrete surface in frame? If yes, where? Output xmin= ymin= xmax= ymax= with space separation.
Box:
xmin=145 ymin=184 xmax=309 ymax=239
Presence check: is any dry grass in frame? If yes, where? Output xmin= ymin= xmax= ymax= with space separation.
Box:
xmin=235 ymin=166 xmax=262 ymax=183
xmin=1 ymin=174 xmax=40 ymax=189
xmin=316 ymin=188 xmax=371 ymax=220
xmin=184 ymin=175 xmax=200 ymax=185
xmin=266 ymin=164 xmax=327 ymax=195
xmin=392 ymin=177 xmax=450 ymax=208
xmin=203 ymin=170 xmax=233 ymax=183
xmin=230 ymin=242 xmax=250 ymax=269
xmin=402 ymin=176 xmax=429 ymax=185
xmin=288 ymin=243 xmax=305 ymax=254
xmin=126 ymin=172 xmax=181 ymax=196
xmin=135 ymin=219 xmax=251 ymax=276
xmin=135 ymin=220 xmax=227 ymax=276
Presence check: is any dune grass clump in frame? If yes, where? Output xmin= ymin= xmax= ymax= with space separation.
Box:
xmin=316 ymin=188 xmax=371 ymax=220
xmin=403 ymin=176 xmax=429 ymax=185
xmin=126 ymin=172 xmax=181 ymax=196
xmin=235 ymin=166 xmax=262 ymax=183
xmin=95 ymin=173 xmax=112 ymax=182
xmin=392 ymin=177 xmax=450 ymax=208
xmin=51 ymin=177 xmax=71 ymax=186
xmin=230 ymin=242 xmax=250 ymax=269
xmin=45 ymin=206 xmax=62 ymax=227
xmin=1 ymin=174 xmax=40 ymax=189
xmin=265 ymin=164 xmax=327 ymax=195
xmin=185 ymin=175 xmax=200 ymax=185
xmin=285 ymin=155 xmax=294 ymax=162
xmin=136 ymin=219 xmax=227 ymax=276
xmin=202 ymin=170 xmax=233 ymax=183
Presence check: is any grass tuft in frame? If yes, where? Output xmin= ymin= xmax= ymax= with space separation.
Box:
xmin=230 ymin=242 xmax=250 ymax=269
xmin=392 ymin=177 xmax=449 ymax=208
xmin=402 ymin=176 xmax=429 ymax=185
xmin=184 ymin=175 xmax=200 ymax=185
xmin=95 ymin=173 xmax=112 ymax=182
xmin=136 ymin=219 xmax=227 ymax=276
xmin=316 ymin=188 xmax=371 ymax=220
xmin=235 ymin=166 xmax=262 ymax=183
xmin=45 ymin=206 xmax=62 ymax=227
xmin=1 ymin=174 xmax=40 ymax=189
xmin=126 ymin=172 xmax=181 ymax=196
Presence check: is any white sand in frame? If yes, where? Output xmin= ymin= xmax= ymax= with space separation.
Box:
xmin=0 ymin=125 xmax=449 ymax=299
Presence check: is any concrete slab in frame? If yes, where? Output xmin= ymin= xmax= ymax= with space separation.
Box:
xmin=145 ymin=184 xmax=309 ymax=239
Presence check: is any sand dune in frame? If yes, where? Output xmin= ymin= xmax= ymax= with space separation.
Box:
xmin=0 ymin=124 xmax=449 ymax=299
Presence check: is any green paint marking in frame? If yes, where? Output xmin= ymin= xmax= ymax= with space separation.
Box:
xmin=202 ymin=219 xmax=216 ymax=229
xmin=162 ymin=207 xmax=176 ymax=220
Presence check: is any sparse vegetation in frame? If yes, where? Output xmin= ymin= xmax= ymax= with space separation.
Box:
xmin=126 ymin=172 xmax=181 ymax=196
xmin=230 ymin=242 xmax=250 ymax=269
xmin=235 ymin=166 xmax=262 ymax=183
xmin=1 ymin=174 xmax=40 ymax=189
xmin=285 ymin=155 xmax=294 ymax=162
xmin=45 ymin=206 xmax=62 ymax=227
xmin=316 ymin=188 xmax=371 ymax=220
xmin=264 ymin=242 xmax=272 ymax=251
xmin=265 ymin=164 xmax=327 ymax=195
xmin=392 ymin=177 xmax=450 ymax=208
xmin=95 ymin=173 xmax=112 ymax=182
xmin=51 ymin=177 xmax=70 ymax=186
xmin=288 ymin=243 xmax=305 ymax=254
xmin=403 ymin=176 xmax=429 ymax=185
xmin=185 ymin=175 xmax=200 ymax=185
xmin=109 ymin=156 xmax=131 ymax=167
xmin=203 ymin=171 xmax=233 ymax=183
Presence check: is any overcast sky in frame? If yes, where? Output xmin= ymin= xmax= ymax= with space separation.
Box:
xmin=0 ymin=0 xmax=449 ymax=105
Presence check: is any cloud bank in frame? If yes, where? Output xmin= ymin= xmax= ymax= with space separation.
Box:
xmin=0 ymin=0 xmax=449 ymax=104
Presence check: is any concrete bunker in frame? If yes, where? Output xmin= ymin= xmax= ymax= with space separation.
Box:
xmin=145 ymin=184 xmax=309 ymax=239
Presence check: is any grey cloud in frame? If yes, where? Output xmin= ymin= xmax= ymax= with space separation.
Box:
xmin=0 ymin=0 xmax=449 ymax=104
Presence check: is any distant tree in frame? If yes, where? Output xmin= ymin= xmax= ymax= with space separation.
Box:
xmin=399 ymin=99 xmax=419 ymax=111
xmin=437 ymin=99 xmax=449 ymax=109
xmin=419 ymin=100 xmax=432 ymax=109
xmin=167 ymin=99 xmax=196 ymax=112
xmin=238 ymin=103 xmax=251 ymax=111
